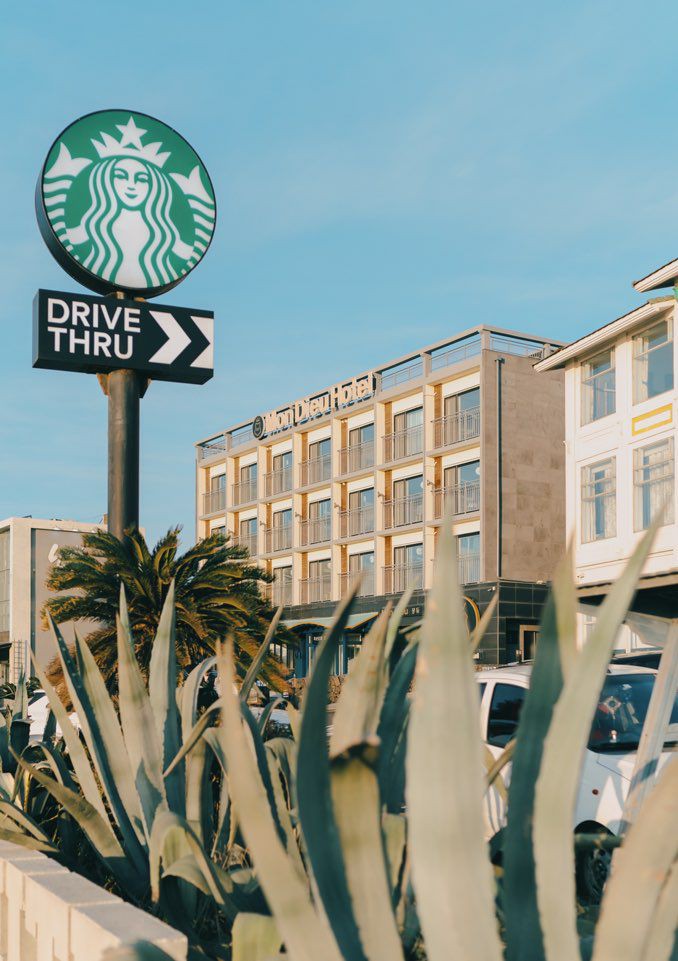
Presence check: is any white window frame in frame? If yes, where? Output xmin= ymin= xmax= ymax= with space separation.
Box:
xmin=633 ymin=318 xmax=674 ymax=404
xmin=633 ymin=437 xmax=675 ymax=531
xmin=581 ymin=348 xmax=615 ymax=425
xmin=581 ymin=458 xmax=616 ymax=543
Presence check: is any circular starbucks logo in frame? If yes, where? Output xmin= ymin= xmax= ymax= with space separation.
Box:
xmin=36 ymin=109 xmax=216 ymax=297
xmin=252 ymin=415 xmax=265 ymax=439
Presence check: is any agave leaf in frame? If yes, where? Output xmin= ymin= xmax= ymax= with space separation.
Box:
xmin=286 ymin=703 xmax=301 ymax=742
xmin=264 ymin=746 xmax=305 ymax=876
xmin=296 ymin=588 xmax=368 ymax=961
xmin=534 ymin=522 xmax=659 ymax=961
xmin=148 ymin=582 xmax=184 ymax=816
xmin=217 ymin=641 xmax=343 ymax=961
xmin=0 ymin=825 xmax=58 ymax=853
xmin=11 ymin=670 xmax=27 ymax=720
xmin=58 ymin=620 xmax=147 ymax=865
xmin=502 ymin=552 xmax=570 ymax=961
xmin=240 ymin=607 xmax=283 ymax=702
xmin=470 ymin=593 xmax=499 ymax=655
xmin=0 ymin=711 xmax=10 ymax=770
xmin=180 ymin=655 xmax=217 ymax=741
xmin=185 ymin=734 xmax=213 ymax=847
xmin=16 ymin=755 xmax=145 ymax=896
xmin=231 ymin=913 xmax=283 ymax=961
xmin=377 ymin=642 xmax=417 ymax=813
xmin=384 ymin=588 xmax=413 ymax=665
xmin=164 ymin=699 xmax=223 ymax=777
xmin=30 ymin=653 xmax=109 ymax=822
xmin=0 ymin=797 xmax=55 ymax=842
xmin=485 ymin=739 xmax=515 ymax=791
xmin=101 ymin=943 xmax=175 ymax=960
xmin=258 ymin=696 xmax=286 ymax=737
xmin=331 ymin=753 xmax=405 ymax=961
xmin=639 ymin=855 xmax=678 ymax=961
xmin=406 ymin=517 xmax=502 ymax=961
xmin=591 ymin=757 xmax=678 ymax=961
xmin=382 ymin=812 xmax=407 ymax=899
xmin=160 ymin=854 xmax=211 ymax=895
xmin=8 ymin=719 xmax=30 ymax=766
xmin=117 ymin=589 xmax=168 ymax=838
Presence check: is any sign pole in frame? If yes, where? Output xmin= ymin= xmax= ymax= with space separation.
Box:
xmin=100 ymin=368 xmax=143 ymax=539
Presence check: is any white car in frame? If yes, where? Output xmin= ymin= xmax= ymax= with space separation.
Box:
xmin=478 ymin=663 xmax=678 ymax=901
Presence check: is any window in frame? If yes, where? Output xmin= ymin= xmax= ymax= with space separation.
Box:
xmin=581 ymin=349 xmax=615 ymax=424
xmin=348 ymin=488 xmax=374 ymax=535
xmin=633 ymin=319 xmax=674 ymax=403
xmin=349 ymin=551 xmax=375 ymax=596
xmin=346 ymin=423 xmax=375 ymax=472
xmin=210 ymin=474 xmax=225 ymax=493
xmin=581 ymin=458 xmax=616 ymax=542
xmin=309 ymin=438 xmax=331 ymax=461
xmin=240 ymin=463 xmax=257 ymax=484
xmin=391 ymin=407 xmax=423 ymax=458
xmin=273 ymin=451 xmax=293 ymax=472
xmin=349 ymin=423 xmax=374 ymax=447
xmin=306 ymin=438 xmax=331 ymax=484
xmin=309 ymin=558 xmax=331 ymax=583
xmin=272 ymin=566 xmax=293 ymax=607
xmin=458 ymin=532 xmax=480 ymax=583
xmin=633 ymin=438 xmax=674 ymax=531
xmin=308 ymin=498 xmax=332 ymax=543
xmin=487 ymin=683 xmax=526 ymax=747
xmin=440 ymin=388 xmax=480 ymax=445
xmin=239 ymin=517 xmax=257 ymax=553
xmin=443 ymin=461 xmax=480 ymax=514
xmin=588 ymin=673 xmax=678 ymax=753
xmin=271 ymin=508 xmax=292 ymax=551
xmin=393 ymin=543 xmax=423 ymax=569
xmin=392 ymin=475 xmax=424 ymax=526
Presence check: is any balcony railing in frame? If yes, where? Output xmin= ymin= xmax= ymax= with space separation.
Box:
xmin=300 ymin=575 xmax=332 ymax=604
xmin=202 ymin=488 xmax=226 ymax=515
xmin=433 ymin=406 xmax=480 ymax=448
xmin=383 ymin=564 xmax=423 ymax=594
xmin=264 ymin=466 xmax=293 ymax=497
xmin=230 ymin=532 xmax=258 ymax=556
xmin=232 ymin=479 xmax=258 ymax=506
xmin=264 ymin=526 xmax=293 ymax=553
xmin=339 ymin=569 xmax=375 ymax=597
xmin=198 ymin=436 xmax=227 ymax=461
xmin=300 ymin=454 xmax=332 ymax=487
xmin=383 ymin=493 xmax=423 ymax=529
xmin=299 ymin=515 xmax=332 ymax=547
xmin=339 ymin=441 xmax=374 ymax=474
xmin=383 ymin=425 xmax=423 ymax=462
xmin=433 ymin=482 xmax=480 ymax=518
xmin=270 ymin=577 xmax=293 ymax=608
xmin=459 ymin=553 xmax=481 ymax=584
xmin=339 ymin=505 xmax=375 ymax=538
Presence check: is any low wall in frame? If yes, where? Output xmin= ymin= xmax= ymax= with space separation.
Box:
xmin=0 ymin=840 xmax=187 ymax=961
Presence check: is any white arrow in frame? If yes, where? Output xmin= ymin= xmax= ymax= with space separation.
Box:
xmin=190 ymin=315 xmax=214 ymax=369
xmin=149 ymin=311 xmax=191 ymax=364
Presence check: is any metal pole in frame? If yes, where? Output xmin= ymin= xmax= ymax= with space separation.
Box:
xmin=106 ymin=368 xmax=141 ymax=539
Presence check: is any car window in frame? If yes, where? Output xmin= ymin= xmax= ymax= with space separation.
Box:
xmin=487 ymin=683 xmax=526 ymax=747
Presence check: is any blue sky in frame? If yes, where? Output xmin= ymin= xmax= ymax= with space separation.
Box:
xmin=1 ymin=0 xmax=678 ymax=546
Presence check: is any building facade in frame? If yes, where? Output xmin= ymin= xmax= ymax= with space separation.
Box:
xmin=196 ymin=325 xmax=566 ymax=672
xmin=536 ymin=285 xmax=677 ymax=638
xmin=0 ymin=516 xmax=102 ymax=681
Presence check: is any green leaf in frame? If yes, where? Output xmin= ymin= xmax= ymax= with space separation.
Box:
xmin=591 ymin=757 xmax=678 ymax=961
xmin=231 ymin=913 xmax=283 ymax=961
xmin=217 ymin=641 xmax=343 ymax=961
xmin=377 ymin=642 xmax=417 ymax=813
xmin=533 ymin=522 xmax=659 ymax=961
xmin=0 ymin=826 xmax=58 ymax=853
xmin=240 ymin=607 xmax=283 ymax=702
xmin=180 ymin=655 xmax=217 ymax=742
xmin=296 ymin=589 xmax=368 ymax=961
xmin=101 ymin=943 xmax=175 ymax=960
xmin=406 ymin=518 xmax=502 ymax=961
xmin=148 ymin=582 xmax=184 ymax=817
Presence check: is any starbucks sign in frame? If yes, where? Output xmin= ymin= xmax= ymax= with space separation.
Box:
xmin=36 ymin=109 xmax=216 ymax=297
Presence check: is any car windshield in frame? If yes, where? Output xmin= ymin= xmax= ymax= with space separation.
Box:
xmin=588 ymin=673 xmax=678 ymax=753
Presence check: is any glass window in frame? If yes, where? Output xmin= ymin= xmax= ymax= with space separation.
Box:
xmin=393 ymin=475 xmax=424 ymax=500
xmin=349 ymin=423 xmax=374 ymax=446
xmin=633 ymin=438 xmax=674 ymax=531
xmin=309 ymin=438 xmax=331 ymax=460
xmin=445 ymin=387 xmax=480 ymax=417
xmin=239 ymin=517 xmax=257 ymax=538
xmin=240 ymin=463 xmax=257 ymax=483
xmin=349 ymin=551 xmax=374 ymax=574
xmin=633 ymin=319 xmax=674 ymax=403
xmin=394 ymin=406 xmax=423 ymax=432
xmin=273 ymin=451 xmax=293 ymax=472
xmin=581 ymin=349 xmax=615 ymax=424
xmin=581 ymin=458 xmax=616 ymax=542
xmin=393 ymin=543 xmax=423 ymax=568
xmin=309 ymin=558 xmax=331 ymax=579
xmin=309 ymin=498 xmax=331 ymax=519
xmin=487 ymin=683 xmax=526 ymax=747
xmin=349 ymin=487 xmax=374 ymax=511
xmin=588 ymin=673 xmax=678 ymax=753
xmin=210 ymin=473 xmax=225 ymax=492
xmin=458 ymin=532 xmax=480 ymax=583
xmin=273 ymin=508 xmax=292 ymax=529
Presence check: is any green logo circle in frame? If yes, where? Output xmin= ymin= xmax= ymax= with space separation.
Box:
xmin=36 ymin=109 xmax=216 ymax=297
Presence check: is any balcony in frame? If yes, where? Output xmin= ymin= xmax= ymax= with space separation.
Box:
xmin=383 ymin=564 xmax=423 ymax=594
xmin=339 ymin=568 xmax=375 ymax=598
xmin=459 ymin=553 xmax=481 ymax=585
xmin=264 ymin=466 xmax=293 ymax=498
xmin=264 ymin=526 xmax=293 ymax=553
xmin=433 ymin=406 xmax=480 ymax=449
xmin=300 ymin=575 xmax=332 ymax=604
xmin=202 ymin=488 xmax=225 ymax=515
xmin=383 ymin=425 xmax=423 ymax=462
xmin=270 ymin=576 xmax=293 ymax=607
xmin=232 ymin=479 xmax=258 ymax=507
xmin=433 ymin=482 xmax=480 ymax=519
xmin=230 ymin=532 xmax=258 ymax=556
xmin=339 ymin=505 xmax=375 ymax=538
xmin=300 ymin=454 xmax=332 ymax=487
xmin=299 ymin=515 xmax=332 ymax=547
xmin=339 ymin=441 xmax=374 ymax=475
xmin=383 ymin=493 xmax=423 ymax=530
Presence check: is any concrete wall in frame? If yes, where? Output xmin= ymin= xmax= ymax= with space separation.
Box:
xmin=481 ymin=352 xmax=565 ymax=583
xmin=0 ymin=841 xmax=186 ymax=961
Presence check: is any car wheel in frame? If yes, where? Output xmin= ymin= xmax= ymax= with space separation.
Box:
xmin=576 ymin=840 xmax=612 ymax=904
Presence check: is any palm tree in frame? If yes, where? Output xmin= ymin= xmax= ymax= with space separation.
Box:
xmin=42 ymin=527 xmax=293 ymax=701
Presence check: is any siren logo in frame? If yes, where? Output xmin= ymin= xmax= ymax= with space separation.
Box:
xmin=37 ymin=110 xmax=216 ymax=297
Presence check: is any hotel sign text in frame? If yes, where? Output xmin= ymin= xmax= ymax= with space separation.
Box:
xmin=253 ymin=373 xmax=375 ymax=438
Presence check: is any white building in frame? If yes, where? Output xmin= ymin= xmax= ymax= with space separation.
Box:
xmin=0 ymin=516 xmax=102 ymax=680
xmin=536 ymin=275 xmax=677 ymax=638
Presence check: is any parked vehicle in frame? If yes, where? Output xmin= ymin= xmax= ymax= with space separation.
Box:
xmin=479 ymin=663 xmax=678 ymax=901
xmin=612 ymin=648 xmax=663 ymax=670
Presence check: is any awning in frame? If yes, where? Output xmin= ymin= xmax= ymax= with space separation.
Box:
xmin=283 ymin=612 xmax=379 ymax=631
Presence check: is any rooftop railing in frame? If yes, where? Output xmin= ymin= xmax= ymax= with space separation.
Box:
xmin=380 ymin=359 xmax=424 ymax=391
xmin=198 ymin=436 xmax=228 ymax=461
xmin=430 ymin=335 xmax=482 ymax=371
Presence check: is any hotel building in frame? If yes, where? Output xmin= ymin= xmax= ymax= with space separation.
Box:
xmin=536 ymin=263 xmax=678 ymax=632
xmin=195 ymin=325 xmax=566 ymax=673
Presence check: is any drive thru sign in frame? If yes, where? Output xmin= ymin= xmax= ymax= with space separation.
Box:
xmin=33 ymin=289 xmax=214 ymax=385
